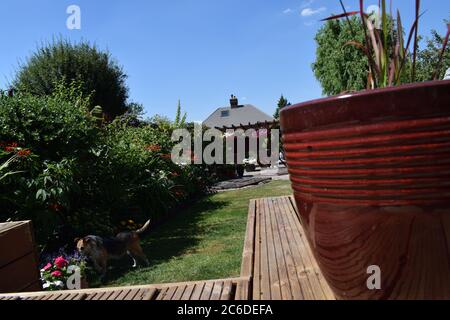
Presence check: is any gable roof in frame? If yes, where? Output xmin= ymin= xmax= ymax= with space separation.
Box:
xmin=203 ymin=104 xmax=274 ymax=129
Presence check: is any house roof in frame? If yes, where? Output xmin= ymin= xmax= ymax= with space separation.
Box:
xmin=203 ymin=104 xmax=274 ymax=129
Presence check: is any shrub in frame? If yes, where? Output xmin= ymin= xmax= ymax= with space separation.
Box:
xmin=87 ymin=120 xmax=213 ymax=225
xmin=0 ymin=85 xmax=214 ymax=252
xmin=0 ymin=82 xmax=98 ymax=161
xmin=0 ymin=85 xmax=99 ymax=246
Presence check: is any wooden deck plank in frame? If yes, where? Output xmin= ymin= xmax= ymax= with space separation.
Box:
xmin=272 ymin=197 xmax=306 ymax=300
xmin=278 ymin=196 xmax=315 ymax=300
xmin=133 ymin=288 xmax=147 ymax=300
xmin=162 ymin=286 xmax=178 ymax=300
xmin=48 ymin=294 xmax=61 ymax=300
xmin=84 ymin=292 xmax=97 ymax=300
xmin=55 ymin=293 xmax=71 ymax=300
xmin=181 ymin=284 xmax=195 ymax=300
xmin=155 ymin=287 xmax=168 ymax=300
xmin=99 ymin=291 xmax=115 ymax=300
xmin=241 ymin=200 xmax=256 ymax=278
xmin=267 ymin=197 xmax=293 ymax=300
xmin=220 ymin=280 xmax=233 ymax=300
xmin=141 ymin=288 xmax=157 ymax=300
xmin=68 ymin=293 xmax=87 ymax=300
xmin=92 ymin=292 xmax=108 ymax=300
xmin=107 ymin=289 xmax=124 ymax=301
xmin=259 ymin=198 xmax=271 ymax=300
xmin=124 ymin=288 xmax=141 ymax=300
xmin=210 ymin=281 xmax=224 ymax=300
xmin=253 ymin=198 xmax=261 ymax=300
xmin=263 ymin=198 xmax=282 ymax=300
xmin=282 ymin=196 xmax=326 ymax=299
xmin=200 ymin=281 xmax=214 ymax=300
xmin=40 ymin=294 xmax=54 ymax=301
xmin=289 ymin=197 xmax=335 ymax=300
xmin=235 ymin=278 xmax=250 ymax=301
xmin=115 ymin=289 xmax=132 ymax=301
xmin=189 ymin=283 xmax=205 ymax=300
xmin=284 ymin=196 xmax=335 ymax=300
xmin=171 ymin=285 xmax=187 ymax=300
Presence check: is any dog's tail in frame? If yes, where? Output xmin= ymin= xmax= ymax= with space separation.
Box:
xmin=136 ymin=219 xmax=151 ymax=235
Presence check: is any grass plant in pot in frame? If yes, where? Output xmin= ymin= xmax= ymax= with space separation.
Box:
xmin=280 ymin=0 xmax=450 ymax=300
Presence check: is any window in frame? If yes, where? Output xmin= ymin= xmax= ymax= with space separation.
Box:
xmin=221 ymin=110 xmax=230 ymax=117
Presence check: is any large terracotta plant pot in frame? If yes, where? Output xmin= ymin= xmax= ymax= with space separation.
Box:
xmin=280 ymin=80 xmax=450 ymax=300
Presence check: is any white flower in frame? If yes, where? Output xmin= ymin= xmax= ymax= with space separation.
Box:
xmin=43 ymin=282 xmax=51 ymax=289
xmin=54 ymin=281 xmax=64 ymax=288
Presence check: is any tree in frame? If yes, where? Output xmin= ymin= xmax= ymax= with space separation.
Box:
xmin=312 ymin=16 xmax=369 ymax=96
xmin=174 ymin=99 xmax=187 ymax=128
xmin=416 ymin=25 xmax=450 ymax=81
xmin=14 ymin=39 xmax=130 ymax=119
xmin=313 ymin=16 xmax=449 ymax=96
xmin=273 ymin=95 xmax=291 ymax=120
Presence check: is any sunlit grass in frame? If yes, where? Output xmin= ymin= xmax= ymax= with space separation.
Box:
xmin=103 ymin=180 xmax=292 ymax=287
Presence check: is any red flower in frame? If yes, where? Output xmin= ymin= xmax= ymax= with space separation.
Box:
xmin=4 ymin=142 xmax=18 ymax=152
xmin=49 ymin=203 xmax=63 ymax=212
xmin=17 ymin=149 xmax=31 ymax=157
xmin=51 ymin=270 xmax=62 ymax=277
xmin=54 ymin=256 xmax=68 ymax=269
xmin=42 ymin=263 xmax=52 ymax=271
xmin=145 ymin=144 xmax=161 ymax=152
xmin=161 ymin=154 xmax=172 ymax=160
xmin=171 ymin=172 xmax=180 ymax=177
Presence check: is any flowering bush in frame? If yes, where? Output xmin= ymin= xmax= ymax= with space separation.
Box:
xmin=0 ymin=84 xmax=215 ymax=251
xmin=39 ymin=251 xmax=87 ymax=291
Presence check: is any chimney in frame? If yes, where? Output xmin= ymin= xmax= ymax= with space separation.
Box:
xmin=230 ymin=94 xmax=238 ymax=109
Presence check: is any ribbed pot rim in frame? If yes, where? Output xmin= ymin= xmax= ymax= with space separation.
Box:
xmin=280 ymin=80 xmax=450 ymax=133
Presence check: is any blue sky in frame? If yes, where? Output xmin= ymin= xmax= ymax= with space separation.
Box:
xmin=1 ymin=0 xmax=449 ymax=122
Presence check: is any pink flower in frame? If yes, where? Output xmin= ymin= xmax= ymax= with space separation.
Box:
xmin=54 ymin=256 xmax=68 ymax=269
xmin=51 ymin=270 xmax=62 ymax=277
xmin=42 ymin=263 xmax=52 ymax=271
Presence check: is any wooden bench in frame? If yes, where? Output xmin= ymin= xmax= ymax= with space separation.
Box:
xmin=0 ymin=277 xmax=250 ymax=301
xmin=0 ymin=221 xmax=41 ymax=293
xmin=241 ymin=196 xmax=335 ymax=300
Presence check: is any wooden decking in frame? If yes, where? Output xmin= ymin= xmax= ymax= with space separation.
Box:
xmin=242 ymin=196 xmax=335 ymax=300
xmin=0 ymin=196 xmax=334 ymax=301
xmin=0 ymin=277 xmax=249 ymax=301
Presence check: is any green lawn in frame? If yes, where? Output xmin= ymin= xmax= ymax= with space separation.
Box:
xmin=104 ymin=180 xmax=292 ymax=287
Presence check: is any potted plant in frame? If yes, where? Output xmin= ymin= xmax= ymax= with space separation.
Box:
xmin=280 ymin=0 xmax=450 ymax=300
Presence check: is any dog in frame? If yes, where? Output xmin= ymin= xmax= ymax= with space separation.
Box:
xmin=75 ymin=220 xmax=151 ymax=277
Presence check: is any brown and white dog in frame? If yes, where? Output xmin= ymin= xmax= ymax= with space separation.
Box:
xmin=75 ymin=220 xmax=151 ymax=276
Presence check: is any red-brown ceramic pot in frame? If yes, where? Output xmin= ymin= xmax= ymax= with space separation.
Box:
xmin=280 ymin=80 xmax=450 ymax=300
